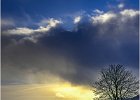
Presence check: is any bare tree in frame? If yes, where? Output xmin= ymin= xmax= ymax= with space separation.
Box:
xmin=93 ymin=64 xmax=139 ymax=100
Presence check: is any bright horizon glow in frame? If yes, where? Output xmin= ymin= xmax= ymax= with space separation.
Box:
xmin=2 ymin=82 xmax=97 ymax=100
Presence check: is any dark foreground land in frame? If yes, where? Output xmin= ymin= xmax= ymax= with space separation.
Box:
xmin=125 ymin=95 xmax=139 ymax=100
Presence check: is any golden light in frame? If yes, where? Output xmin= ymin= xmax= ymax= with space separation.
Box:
xmin=2 ymin=82 xmax=98 ymax=100
xmin=2 ymin=73 xmax=98 ymax=100
xmin=51 ymin=82 xmax=94 ymax=99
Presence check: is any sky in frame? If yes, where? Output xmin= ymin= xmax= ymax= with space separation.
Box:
xmin=1 ymin=0 xmax=139 ymax=100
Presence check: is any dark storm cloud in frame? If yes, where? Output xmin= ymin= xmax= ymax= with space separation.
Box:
xmin=2 ymin=10 xmax=139 ymax=85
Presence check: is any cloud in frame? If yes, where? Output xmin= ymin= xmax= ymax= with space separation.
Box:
xmin=1 ymin=18 xmax=16 ymax=31
xmin=118 ymin=3 xmax=124 ymax=9
xmin=3 ymin=18 xmax=62 ymax=35
xmin=4 ymin=27 xmax=35 ymax=35
xmin=1 ymin=19 xmax=15 ymax=27
xmin=74 ymin=16 xmax=81 ymax=24
xmin=93 ymin=9 xmax=104 ymax=15
xmin=92 ymin=12 xmax=116 ymax=23
xmin=2 ymin=9 xmax=139 ymax=86
xmin=39 ymin=18 xmax=62 ymax=27
xmin=47 ymin=18 xmax=62 ymax=27
xmin=120 ymin=9 xmax=139 ymax=17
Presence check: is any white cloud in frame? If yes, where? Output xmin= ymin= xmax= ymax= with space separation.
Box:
xmin=4 ymin=26 xmax=50 ymax=35
xmin=74 ymin=16 xmax=81 ymax=24
xmin=93 ymin=9 xmax=104 ymax=14
xmin=39 ymin=18 xmax=62 ymax=26
xmin=91 ymin=9 xmax=139 ymax=24
xmin=3 ymin=9 xmax=139 ymax=36
xmin=4 ymin=18 xmax=62 ymax=35
xmin=5 ymin=27 xmax=34 ymax=35
xmin=35 ymin=26 xmax=50 ymax=32
xmin=118 ymin=3 xmax=124 ymax=9
xmin=47 ymin=18 xmax=62 ymax=27
xmin=92 ymin=12 xmax=116 ymax=23
xmin=120 ymin=9 xmax=139 ymax=17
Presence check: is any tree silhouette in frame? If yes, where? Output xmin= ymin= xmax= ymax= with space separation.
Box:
xmin=93 ymin=64 xmax=139 ymax=100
